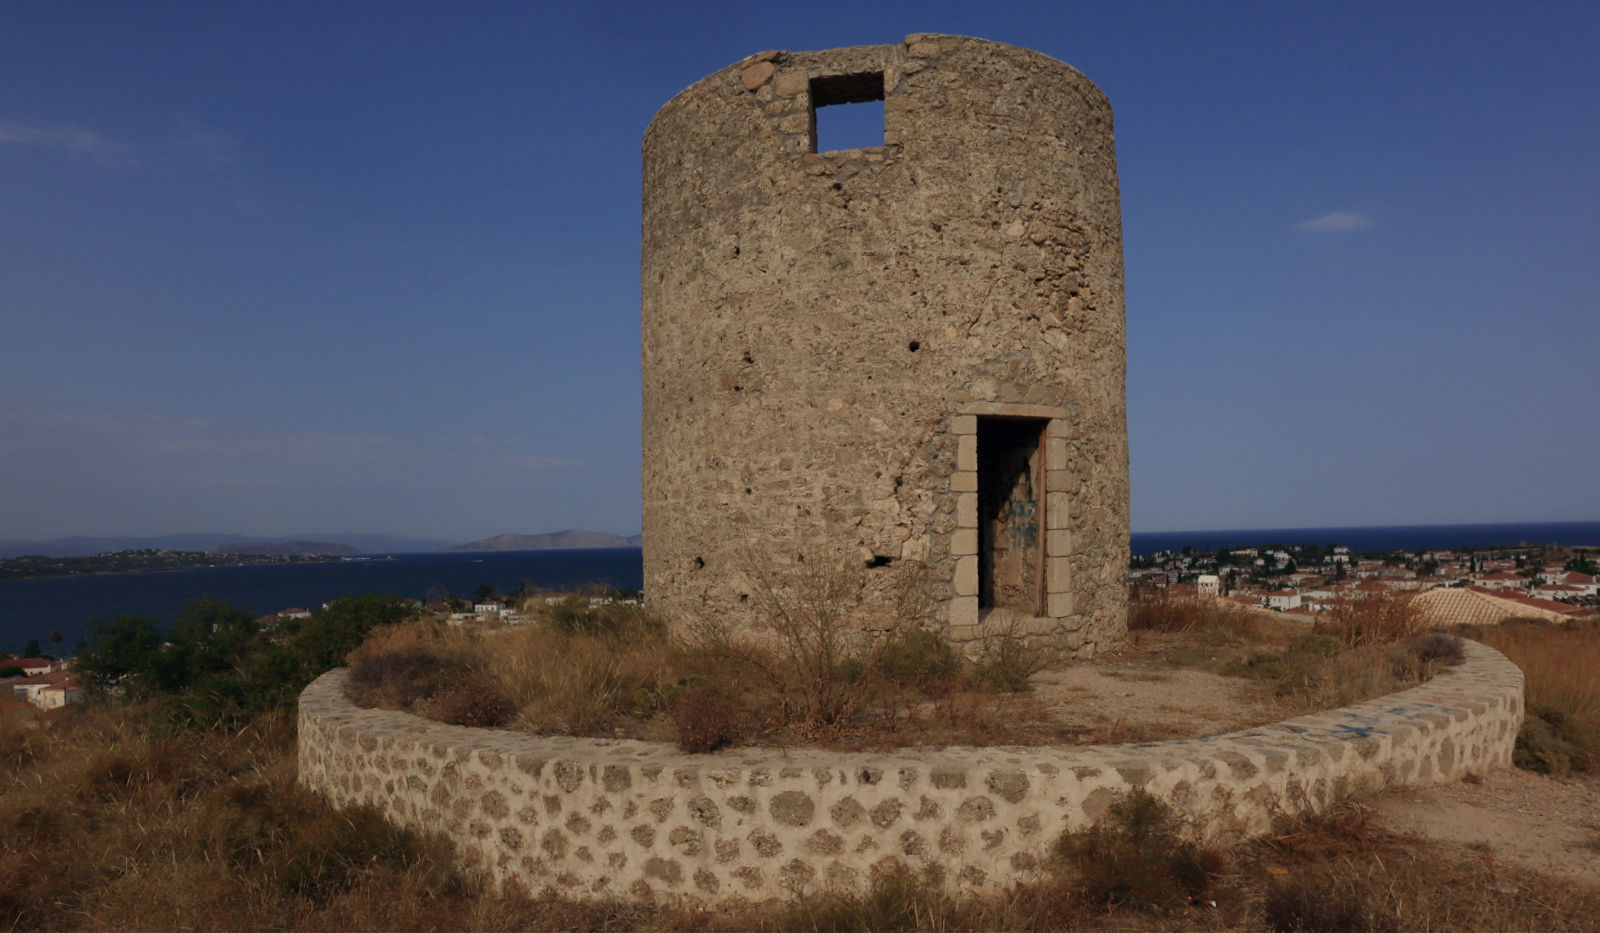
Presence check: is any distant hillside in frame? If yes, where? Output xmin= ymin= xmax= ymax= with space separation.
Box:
xmin=210 ymin=541 xmax=360 ymax=557
xmin=443 ymin=530 xmax=643 ymax=552
xmin=0 ymin=532 xmax=453 ymax=558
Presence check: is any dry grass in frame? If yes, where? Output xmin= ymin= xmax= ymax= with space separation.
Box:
xmin=8 ymin=708 xmax=1596 ymax=933
xmin=1316 ymin=586 xmax=1430 ymax=647
xmin=351 ymin=583 xmax=1460 ymax=754
xmin=1128 ymin=587 xmax=1461 ymax=720
xmin=349 ymin=573 xmax=1071 ymax=753
xmin=1466 ymin=617 xmax=1600 ymax=774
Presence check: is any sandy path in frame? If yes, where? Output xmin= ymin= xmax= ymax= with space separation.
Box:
xmin=1372 ymin=770 xmax=1600 ymax=884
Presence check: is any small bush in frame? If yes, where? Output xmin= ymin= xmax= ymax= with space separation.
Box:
xmin=272 ymin=806 xmax=442 ymax=900
xmin=1054 ymin=789 xmax=1224 ymax=912
xmin=344 ymin=621 xmax=484 ymax=711
xmin=539 ymin=591 xmax=662 ymax=640
xmin=1411 ymin=630 xmax=1465 ymax=667
xmin=775 ymin=865 xmax=954 ymax=933
xmin=671 ymin=684 xmax=746 ymax=754
xmin=970 ymin=616 xmax=1053 ymax=693
xmin=1515 ymin=705 xmax=1595 ymax=775
xmin=872 ymin=627 xmax=962 ymax=694
xmin=432 ymin=677 xmax=517 ymax=728
xmin=742 ymin=555 xmax=874 ymax=736
xmin=1319 ymin=587 xmax=1426 ymax=647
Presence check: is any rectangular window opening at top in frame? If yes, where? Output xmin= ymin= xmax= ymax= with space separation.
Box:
xmin=811 ymin=71 xmax=884 ymax=153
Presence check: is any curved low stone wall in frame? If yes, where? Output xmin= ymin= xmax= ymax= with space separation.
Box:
xmin=298 ymin=640 xmax=1522 ymax=903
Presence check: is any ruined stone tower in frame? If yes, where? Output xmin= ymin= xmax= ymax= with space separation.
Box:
xmin=642 ymin=35 xmax=1128 ymax=655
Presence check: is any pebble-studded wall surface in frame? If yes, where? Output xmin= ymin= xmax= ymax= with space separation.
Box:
xmin=641 ymin=36 xmax=1128 ymax=651
xmin=299 ymin=640 xmax=1522 ymax=904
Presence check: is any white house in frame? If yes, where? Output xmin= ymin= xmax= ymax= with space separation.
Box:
xmin=1264 ymin=591 xmax=1303 ymax=611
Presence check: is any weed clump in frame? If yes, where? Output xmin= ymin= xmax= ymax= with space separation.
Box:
xmin=1318 ymin=587 xmax=1427 ymax=647
xmin=433 ymin=676 xmax=517 ymax=728
xmin=872 ymin=627 xmax=962 ymax=693
xmin=1054 ymin=789 xmax=1224 ymax=912
xmin=671 ymin=684 xmax=747 ymax=754
xmin=776 ymin=865 xmax=956 ymax=932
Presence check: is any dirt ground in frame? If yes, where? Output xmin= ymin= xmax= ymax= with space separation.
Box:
xmin=1028 ymin=633 xmax=1283 ymax=743
xmin=1036 ymin=635 xmax=1600 ymax=890
xmin=1370 ymin=769 xmax=1600 ymax=884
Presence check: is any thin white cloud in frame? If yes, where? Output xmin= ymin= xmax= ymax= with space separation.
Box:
xmin=0 ymin=118 xmax=239 ymax=167
xmin=0 ymin=121 xmax=124 ymax=158
xmin=1296 ymin=211 xmax=1372 ymax=232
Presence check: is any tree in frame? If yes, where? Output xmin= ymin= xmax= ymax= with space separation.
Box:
xmin=1565 ymin=554 xmax=1600 ymax=575
xmin=22 ymin=639 xmax=40 ymax=658
xmin=472 ymin=582 xmax=496 ymax=603
xmin=75 ymin=614 xmax=165 ymax=699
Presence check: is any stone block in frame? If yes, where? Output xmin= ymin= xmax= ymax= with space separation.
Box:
xmin=951 ymin=528 xmax=978 ymax=556
xmin=774 ymin=72 xmax=809 ymax=96
xmin=956 ymin=493 xmax=978 ymax=528
xmin=956 ymin=435 xmax=978 ymax=472
xmin=954 ymin=555 xmax=978 ymax=597
xmin=950 ymin=470 xmax=977 ymax=492
xmin=1048 ymin=528 xmax=1071 ymax=555
xmin=1047 ymin=591 xmax=1074 ymax=618
xmin=950 ymin=414 xmax=977 ymax=435
xmin=1047 ymin=557 xmax=1071 ymax=592
xmin=1046 ymin=493 xmax=1071 ymax=529
xmin=740 ymin=62 xmax=774 ymax=90
xmin=948 ymin=596 xmax=978 ymax=627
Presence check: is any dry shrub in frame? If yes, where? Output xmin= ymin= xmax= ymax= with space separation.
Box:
xmin=433 ymin=675 xmax=518 ymax=728
xmin=1129 ymin=586 xmax=1210 ymax=632
xmin=671 ymin=684 xmax=746 ymax=753
xmin=1222 ymin=631 xmax=1460 ymax=717
xmin=486 ymin=612 xmax=673 ymax=736
xmin=774 ymin=865 xmax=957 ymax=933
xmin=1318 ymin=587 xmax=1427 ymax=647
xmin=1252 ymin=801 xmax=1600 ymax=932
xmin=872 ymin=627 xmax=963 ymax=694
xmin=345 ymin=620 xmax=485 ymax=710
xmin=537 ymin=589 xmax=661 ymax=639
xmin=741 ymin=554 xmax=876 ymax=737
xmin=969 ymin=615 xmax=1055 ymax=693
xmin=1054 ymin=789 xmax=1225 ymax=912
xmin=1467 ymin=617 xmax=1600 ymax=774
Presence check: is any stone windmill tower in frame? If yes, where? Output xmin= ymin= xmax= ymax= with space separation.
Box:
xmin=641 ymin=35 xmax=1128 ymax=656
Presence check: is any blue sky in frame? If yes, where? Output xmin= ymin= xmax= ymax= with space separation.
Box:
xmin=1 ymin=0 xmax=1595 ymax=542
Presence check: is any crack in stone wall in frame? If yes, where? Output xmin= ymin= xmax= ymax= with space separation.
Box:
xmin=298 ymin=640 xmax=1523 ymax=904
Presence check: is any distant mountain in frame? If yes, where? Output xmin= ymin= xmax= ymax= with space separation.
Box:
xmin=210 ymin=541 xmax=360 ymax=557
xmin=0 ymin=532 xmax=453 ymax=559
xmin=442 ymin=530 xmax=643 ymax=552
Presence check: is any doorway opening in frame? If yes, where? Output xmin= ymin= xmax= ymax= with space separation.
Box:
xmin=977 ymin=417 xmax=1048 ymax=615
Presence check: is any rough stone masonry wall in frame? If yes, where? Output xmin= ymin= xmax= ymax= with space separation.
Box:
xmin=641 ymin=35 xmax=1128 ymax=653
xmin=299 ymin=641 xmax=1523 ymax=905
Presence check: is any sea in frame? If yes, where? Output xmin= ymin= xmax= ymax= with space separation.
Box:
xmin=4 ymin=520 xmax=1598 ymax=655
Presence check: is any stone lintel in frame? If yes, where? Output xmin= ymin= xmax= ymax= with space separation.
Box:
xmin=958 ymin=402 xmax=1068 ymax=420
